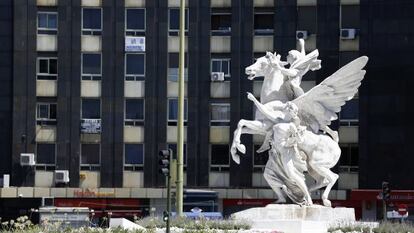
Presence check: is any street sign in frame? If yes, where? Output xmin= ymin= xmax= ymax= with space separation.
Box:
xmin=387 ymin=210 xmax=408 ymax=219
xmin=398 ymin=204 xmax=408 ymax=216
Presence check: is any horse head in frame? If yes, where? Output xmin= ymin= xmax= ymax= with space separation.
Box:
xmin=245 ymin=51 xmax=287 ymax=80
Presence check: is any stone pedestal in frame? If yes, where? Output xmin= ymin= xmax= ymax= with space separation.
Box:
xmin=231 ymin=204 xmax=355 ymax=233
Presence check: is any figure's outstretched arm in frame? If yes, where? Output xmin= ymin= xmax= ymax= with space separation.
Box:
xmin=246 ymin=92 xmax=284 ymax=122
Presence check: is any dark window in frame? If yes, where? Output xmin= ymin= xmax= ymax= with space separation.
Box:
xmin=169 ymin=8 xmax=188 ymax=35
xmin=210 ymin=103 xmax=230 ymax=126
xmin=253 ymin=145 xmax=269 ymax=166
xmin=126 ymin=9 xmax=145 ymax=32
xmin=81 ymin=144 xmax=100 ymax=165
xmin=36 ymin=144 xmax=55 ymax=165
xmin=82 ymin=53 xmax=101 ymax=80
xmin=254 ymin=12 xmax=274 ymax=35
xmin=339 ymin=144 xmax=358 ymax=172
xmin=125 ymin=99 xmax=144 ymax=125
xmin=37 ymin=58 xmax=57 ymax=80
xmin=37 ymin=12 xmax=57 ymax=34
xmin=125 ymin=144 xmax=144 ymax=165
xmin=297 ymin=6 xmax=317 ymax=34
xmin=341 ymin=5 xmax=360 ymax=29
xmin=168 ymin=53 xmax=188 ymax=82
xmin=211 ymin=13 xmax=231 ymax=35
xmin=82 ymin=99 xmax=100 ymax=119
xmin=210 ymin=144 xmax=229 ymax=166
xmin=168 ymin=144 xmax=187 ymax=166
xmin=340 ymin=98 xmax=359 ymax=125
xmin=125 ymin=53 xmax=145 ymax=80
xmin=340 ymin=52 xmax=359 ymax=66
xmin=168 ymin=98 xmax=188 ymax=125
xmin=37 ymin=103 xmax=57 ymax=126
xmin=82 ymin=8 xmax=102 ymax=35
xmin=211 ymin=58 xmax=231 ymax=77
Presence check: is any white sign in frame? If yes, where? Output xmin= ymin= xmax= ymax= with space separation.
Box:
xmin=125 ymin=36 xmax=145 ymax=52
xmin=387 ymin=210 xmax=408 ymax=219
xmin=81 ymin=119 xmax=101 ymax=134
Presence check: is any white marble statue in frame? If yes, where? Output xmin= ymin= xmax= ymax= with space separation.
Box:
xmin=230 ymin=39 xmax=368 ymax=206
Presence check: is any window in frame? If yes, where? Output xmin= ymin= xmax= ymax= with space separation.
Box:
xmin=82 ymin=99 xmax=100 ymax=119
xmin=125 ymin=99 xmax=144 ymax=126
xmin=169 ymin=8 xmax=189 ymax=36
xmin=125 ymin=53 xmax=145 ymax=80
xmin=339 ymin=144 xmax=358 ymax=172
xmin=168 ymin=53 xmax=188 ymax=82
xmin=37 ymin=103 xmax=57 ymax=126
xmin=81 ymin=143 xmax=100 ymax=170
xmin=36 ymin=143 xmax=56 ymax=167
xmin=253 ymin=145 xmax=269 ymax=171
xmin=167 ymin=144 xmax=187 ymax=166
xmin=210 ymin=103 xmax=230 ymax=126
xmin=254 ymin=12 xmax=274 ymax=35
xmin=124 ymin=144 xmax=144 ymax=170
xmin=340 ymin=98 xmax=358 ymax=126
xmin=341 ymin=5 xmax=360 ymax=29
xmin=82 ymin=8 xmax=102 ymax=35
xmin=210 ymin=144 xmax=229 ymax=171
xmin=37 ymin=12 xmax=57 ymax=35
xmin=211 ymin=58 xmax=231 ymax=78
xmin=82 ymin=53 xmax=101 ymax=80
xmin=211 ymin=13 xmax=231 ymax=35
xmin=168 ymin=98 xmax=188 ymax=126
xmin=125 ymin=8 xmax=145 ymax=35
xmin=297 ymin=6 xmax=317 ymax=34
xmin=37 ymin=57 xmax=57 ymax=80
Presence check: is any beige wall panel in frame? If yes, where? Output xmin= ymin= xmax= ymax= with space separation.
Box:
xmin=35 ymin=126 xmax=56 ymax=142
xmin=168 ymin=36 xmax=188 ymax=52
xmin=340 ymin=0 xmax=359 ymax=5
xmin=211 ymin=0 xmax=231 ymax=7
xmin=339 ymin=37 xmax=360 ymax=51
xmin=81 ymin=0 xmax=101 ymax=7
xmin=167 ymin=126 xmax=187 ymax=143
xmin=37 ymin=80 xmax=57 ymax=97
xmin=125 ymin=81 xmax=145 ymax=98
xmin=124 ymin=126 xmax=144 ymax=143
xmin=123 ymin=172 xmax=144 ymax=188
xmin=37 ymin=0 xmax=57 ymax=6
xmin=209 ymin=126 xmax=230 ymax=143
xmin=168 ymin=0 xmax=188 ymax=7
xmin=125 ymin=0 xmax=145 ymax=7
xmin=297 ymin=0 xmax=317 ymax=6
xmin=35 ymin=171 xmax=54 ymax=187
xmin=0 ymin=188 xmax=17 ymax=198
xmin=37 ymin=35 xmax=57 ymax=52
xmin=338 ymin=172 xmax=359 ymax=190
xmin=80 ymin=133 xmax=101 ymax=143
xmin=253 ymin=135 xmax=265 ymax=144
xmin=252 ymin=172 xmax=268 ymax=187
xmin=253 ymin=36 xmax=273 ymax=53
xmin=210 ymin=82 xmax=230 ymax=98
xmin=209 ymin=172 xmax=229 ymax=187
xmin=167 ymin=82 xmax=188 ymax=97
xmin=81 ymin=36 xmax=102 ymax=52
xmin=79 ymin=171 xmax=100 ymax=188
xmin=211 ymin=36 xmax=231 ymax=53
xmin=254 ymin=0 xmax=274 ymax=7
xmin=253 ymin=81 xmax=263 ymax=98
xmin=297 ymin=34 xmax=316 ymax=52
xmin=81 ymin=80 xmax=101 ymax=97
xmin=34 ymin=187 xmax=50 ymax=197
xmin=17 ymin=187 xmax=34 ymax=198
xmin=50 ymin=188 xmax=66 ymax=197
xmin=339 ymin=126 xmax=358 ymax=143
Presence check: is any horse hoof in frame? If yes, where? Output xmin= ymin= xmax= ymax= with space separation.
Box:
xmin=323 ymin=199 xmax=332 ymax=207
xmin=237 ymin=144 xmax=246 ymax=154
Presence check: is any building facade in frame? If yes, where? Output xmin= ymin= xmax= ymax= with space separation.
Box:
xmin=1 ymin=0 xmax=414 ymax=221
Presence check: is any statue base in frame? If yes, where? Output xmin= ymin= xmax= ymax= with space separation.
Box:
xmin=231 ymin=204 xmax=355 ymax=233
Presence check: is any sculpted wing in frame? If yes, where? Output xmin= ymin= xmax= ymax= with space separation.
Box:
xmin=292 ymin=56 xmax=368 ymax=133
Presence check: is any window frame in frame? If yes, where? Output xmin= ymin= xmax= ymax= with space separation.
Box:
xmin=124 ymin=98 xmax=145 ymax=126
xmin=37 ymin=11 xmax=58 ymax=34
xmin=168 ymin=53 xmax=188 ymax=82
xmin=253 ymin=11 xmax=274 ymax=35
xmin=35 ymin=143 xmax=56 ymax=169
xmin=253 ymin=144 xmax=269 ymax=172
xmin=167 ymin=143 xmax=187 ymax=168
xmin=36 ymin=102 xmax=57 ymax=126
xmin=124 ymin=143 xmax=144 ymax=171
xmin=209 ymin=144 xmax=230 ymax=172
xmin=211 ymin=12 xmax=232 ymax=35
xmin=81 ymin=98 xmax=101 ymax=120
xmin=124 ymin=53 xmax=146 ymax=81
xmin=167 ymin=98 xmax=188 ymax=126
xmin=125 ymin=8 xmax=146 ymax=35
xmin=81 ymin=53 xmax=102 ymax=81
xmin=339 ymin=143 xmax=359 ymax=173
xmin=210 ymin=103 xmax=231 ymax=126
xmin=168 ymin=8 xmax=189 ymax=35
xmin=81 ymin=8 xmax=103 ymax=35
xmin=339 ymin=97 xmax=359 ymax=126
xmin=211 ymin=58 xmax=231 ymax=78
xmin=80 ymin=143 xmax=101 ymax=170
xmin=37 ymin=57 xmax=58 ymax=80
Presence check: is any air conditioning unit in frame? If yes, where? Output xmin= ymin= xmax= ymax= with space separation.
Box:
xmin=20 ymin=153 xmax=35 ymax=166
xmin=296 ymin=30 xmax=308 ymax=40
xmin=340 ymin=28 xmax=356 ymax=39
xmin=211 ymin=72 xmax=225 ymax=82
xmin=41 ymin=197 xmax=54 ymax=207
xmin=55 ymin=170 xmax=70 ymax=183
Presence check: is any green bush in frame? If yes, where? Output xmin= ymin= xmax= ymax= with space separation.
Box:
xmin=372 ymin=221 xmax=414 ymax=233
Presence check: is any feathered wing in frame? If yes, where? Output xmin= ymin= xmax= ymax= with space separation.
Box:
xmin=292 ymin=56 xmax=369 ymax=133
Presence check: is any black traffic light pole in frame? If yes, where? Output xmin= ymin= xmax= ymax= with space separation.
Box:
xmin=382 ymin=181 xmax=391 ymax=221
xmin=159 ymin=149 xmax=172 ymax=233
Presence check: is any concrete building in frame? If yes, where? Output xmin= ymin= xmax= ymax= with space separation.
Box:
xmin=0 ymin=0 xmax=413 ymax=221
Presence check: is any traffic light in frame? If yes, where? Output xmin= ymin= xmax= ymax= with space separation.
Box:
xmin=159 ymin=149 xmax=171 ymax=176
xmin=382 ymin=181 xmax=391 ymax=200
xmin=163 ymin=210 xmax=169 ymax=222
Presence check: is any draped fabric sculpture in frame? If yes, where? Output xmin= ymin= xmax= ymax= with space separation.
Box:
xmin=230 ymin=39 xmax=368 ymax=207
